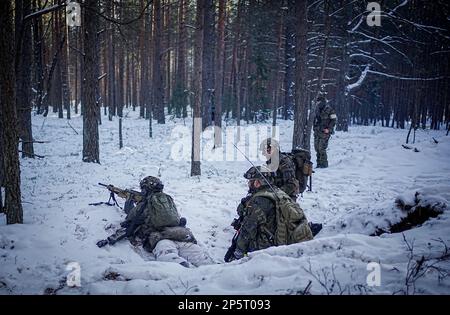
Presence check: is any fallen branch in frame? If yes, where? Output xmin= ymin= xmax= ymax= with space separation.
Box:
xmin=19 ymin=150 xmax=45 ymax=159
xmin=98 ymin=73 xmax=107 ymax=81
xmin=402 ymin=144 xmax=419 ymax=152
xmin=401 ymin=235 xmax=450 ymax=295
xmin=19 ymin=140 xmax=49 ymax=144
xmin=24 ymin=3 xmax=66 ymax=22
xmin=68 ymin=44 xmax=85 ymax=57
xmin=301 ymin=280 xmax=312 ymax=295
xmin=67 ymin=121 xmax=79 ymax=135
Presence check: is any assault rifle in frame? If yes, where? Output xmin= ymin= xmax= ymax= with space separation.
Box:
xmin=96 ymin=200 xmax=148 ymax=248
xmin=90 ymin=183 xmax=144 ymax=214
xmin=224 ymin=213 xmax=244 ymax=262
xmin=224 ymin=230 xmax=240 ymax=263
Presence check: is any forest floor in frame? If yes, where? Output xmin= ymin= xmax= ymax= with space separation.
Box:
xmin=0 ymin=108 xmax=449 ymax=294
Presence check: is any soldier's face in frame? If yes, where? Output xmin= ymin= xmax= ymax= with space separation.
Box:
xmin=262 ymin=147 xmax=271 ymax=159
xmin=248 ymin=180 xmax=261 ymax=190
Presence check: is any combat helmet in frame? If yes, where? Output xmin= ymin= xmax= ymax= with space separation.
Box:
xmin=140 ymin=176 xmax=164 ymax=192
xmin=243 ymin=166 xmax=274 ymax=186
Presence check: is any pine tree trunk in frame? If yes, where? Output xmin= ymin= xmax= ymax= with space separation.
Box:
xmin=201 ymin=0 xmax=215 ymax=130
xmin=33 ymin=0 xmax=44 ymax=115
xmin=292 ymin=0 xmax=308 ymax=150
xmin=55 ymin=6 xmax=64 ymax=118
xmin=139 ymin=0 xmax=149 ymax=118
xmin=164 ymin=0 xmax=172 ymax=112
xmin=153 ymin=0 xmax=165 ymax=124
xmin=272 ymin=5 xmax=284 ymax=129
xmin=283 ymin=0 xmax=295 ymax=121
xmin=214 ymin=0 xmax=225 ymax=147
xmin=0 ymin=0 xmax=24 ymax=224
xmin=60 ymin=8 xmax=71 ymax=120
xmin=15 ymin=0 xmax=35 ymax=158
xmin=0 ymin=109 xmax=3 ymax=211
xmin=107 ymin=1 xmax=116 ymax=121
xmin=74 ymin=28 xmax=80 ymax=114
xmin=82 ymin=0 xmax=100 ymax=164
xmin=175 ymin=0 xmax=188 ymax=118
xmin=191 ymin=0 xmax=204 ymax=176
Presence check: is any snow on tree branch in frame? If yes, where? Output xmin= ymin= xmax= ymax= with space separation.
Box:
xmin=346 ymin=65 xmax=369 ymax=94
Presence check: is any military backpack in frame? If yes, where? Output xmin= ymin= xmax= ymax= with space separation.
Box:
xmin=144 ymin=192 xmax=181 ymax=230
xmin=283 ymin=149 xmax=313 ymax=194
xmin=252 ymin=188 xmax=313 ymax=246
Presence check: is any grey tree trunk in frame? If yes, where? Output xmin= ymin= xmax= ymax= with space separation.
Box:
xmin=60 ymin=7 xmax=71 ymax=120
xmin=292 ymin=0 xmax=308 ymax=150
xmin=32 ymin=0 xmax=44 ymax=115
xmin=0 ymin=0 xmax=24 ymax=224
xmin=82 ymin=0 xmax=100 ymax=163
xmin=153 ymin=0 xmax=165 ymax=124
xmin=304 ymin=0 xmax=331 ymax=151
xmin=191 ymin=0 xmax=204 ymax=176
xmin=283 ymin=0 xmax=295 ymax=120
xmin=15 ymin=0 xmax=35 ymax=158
xmin=0 ymin=93 xmax=4 ymax=212
xmin=107 ymin=1 xmax=116 ymax=121
xmin=214 ymin=0 xmax=226 ymax=147
xmin=201 ymin=0 xmax=215 ymax=130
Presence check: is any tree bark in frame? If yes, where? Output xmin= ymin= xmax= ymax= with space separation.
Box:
xmin=139 ymin=0 xmax=148 ymax=118
xmin=82 ymin=0 xmax=100 ymax=163
xmin=201 ymin=0 xmax=215 ymax=130
xmin=191 ymin=0 xmax=204 ymax=176
xmin=153 ymin=0 xmax=165 ymax=124
xmin=214 ymin=0 xmax=226 ymax=147
xmin=60 ymin=7 xmax=71 ymax=120
xmin=283 ymin=0 xmax=295 ymax=121
xmin=174 ymin=0 xmax=188 ymax=118
xmin=15 ymin=0 xmax=35 ymax=158
xmin=292 ymin=0 xmax=308 ymax=150
xmin=33 ymin=0 xmax=44 ymax=115
xmin=0 ymin=0 xmax=24 ymax=224
xmin=107 ymin=1 xmax=116 ymax=121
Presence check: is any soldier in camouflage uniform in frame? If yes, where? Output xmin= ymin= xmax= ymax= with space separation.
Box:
xmin=99 ymin=176 xmax=214 ymax=267
xmin=260 ymin=138 xmax=300 ymax=200
xmin=229 ymin=167 xmax=277 ymax=261
xmin=226 ymin=166 xmax=313 ymax=262
xmin=313 ymin=96 xmax=337 ymax=168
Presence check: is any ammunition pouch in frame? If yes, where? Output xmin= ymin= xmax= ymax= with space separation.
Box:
xmin=303 ymin=161 xmax=313 ymax=176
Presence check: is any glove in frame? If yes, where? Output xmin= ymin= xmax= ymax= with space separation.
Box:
xmin=96 ymin=239 xmax=108 ymax=248
xmin=241 ymin=195 xmax=251 ymax=205
xmin=232 ymin=249 xmax=245 ymax=261
xmin=120 ymin=221 xmax=130 ymax=228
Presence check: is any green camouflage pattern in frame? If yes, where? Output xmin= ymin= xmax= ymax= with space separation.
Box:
xmin=235 ymin=187 xmax=313 ymax=255
xmin=273 ymin=153 xmax=300 ymax=199
xmin=125 ymin=191 xmax=180 ymax=237
xmin=252 ymin=188 xmax=313 ymax=246
xmin=313 ymin=103 xmax=337 ymax=168
xmin=235 ymin=193 xmax=276 ymax=254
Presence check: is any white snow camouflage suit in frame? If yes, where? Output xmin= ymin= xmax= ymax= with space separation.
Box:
xmin=125 ymin=191 xmax=214 ymax=267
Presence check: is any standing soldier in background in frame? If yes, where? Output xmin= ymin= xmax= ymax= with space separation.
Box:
xmin=313 ymin=95 xmax=337 ymax=168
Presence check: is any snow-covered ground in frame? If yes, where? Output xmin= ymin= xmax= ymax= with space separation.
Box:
xmin=0 ymin=108 xmax=449 ymax=295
